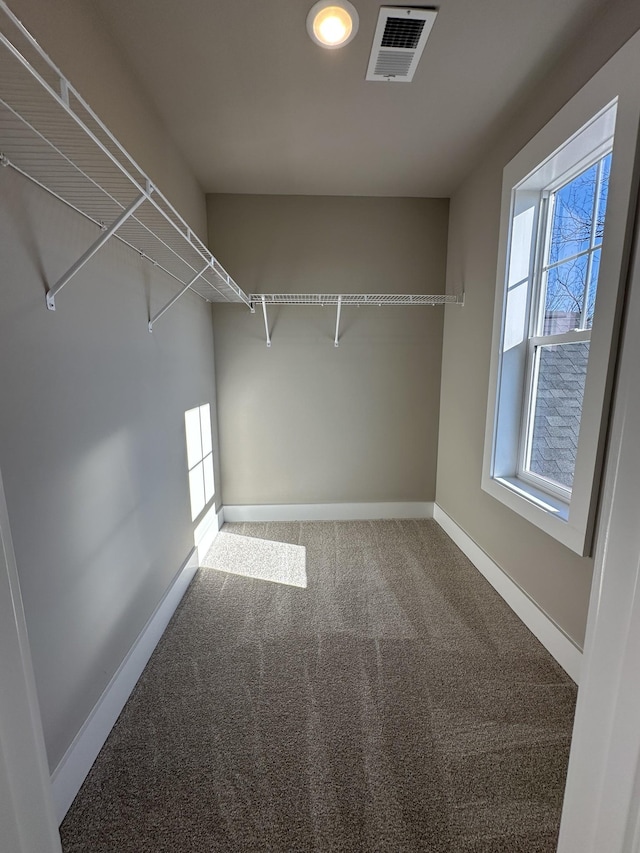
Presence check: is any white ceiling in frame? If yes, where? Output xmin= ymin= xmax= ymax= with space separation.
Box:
xmin=93 ymin=0 xmax=607 ymax=197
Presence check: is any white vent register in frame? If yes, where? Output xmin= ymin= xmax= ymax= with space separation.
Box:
xmin=366 ymin=7 xmax=437 ymax=82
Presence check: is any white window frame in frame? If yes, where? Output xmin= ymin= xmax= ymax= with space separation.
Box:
xmin=482 ymin=43 xmax=640 ymax=556
xmin=516 ymin=150 xmax=611 ymax=503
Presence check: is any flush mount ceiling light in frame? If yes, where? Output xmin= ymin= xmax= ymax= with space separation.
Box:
xmin=307 ymin=1 xmax=359 ymax=49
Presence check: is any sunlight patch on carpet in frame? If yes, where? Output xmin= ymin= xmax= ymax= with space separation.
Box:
xmin=201 ymin=532 xmax=307 ymax=588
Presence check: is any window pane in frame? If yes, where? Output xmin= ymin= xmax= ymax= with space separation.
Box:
xmin=548 ymin=163 xmax=598 ymax=265
xmin=527 ymin=341 xmax=590 ymax=489
xmin=203 ymin=453 xmax=215 ymax=503
xmin=543 ymin=254 xmax=587 ymax=334
xmin=200 ymin=404 xmax=212 ymax=457
xmin=185 ymin=407 xmax=203 ymax=470
xmin=189 ymin=461 xmax=205 ymax=521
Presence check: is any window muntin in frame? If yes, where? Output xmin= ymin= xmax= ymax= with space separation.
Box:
xmin=185 ymin=404 xmax=215 ymax=522
xmin=519 ymin=153 xmax=611 ymax=497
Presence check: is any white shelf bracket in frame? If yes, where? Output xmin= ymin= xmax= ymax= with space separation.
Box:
xmin=334 ymin=295 xmax=343 ymax=347
xmin=148 ymin=262 xmax=212 ymax=332
xmin=261 ymin=296 xmax=271 ymax=347
xmin=46 ymin=189 xmax=150 ymax=311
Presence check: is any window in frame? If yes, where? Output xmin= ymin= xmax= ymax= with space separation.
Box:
xmin=185 ymin=404 xmax=215 ymax=521
xmin=482 ymin=39 xmax=640 ymax=556
xmin=520 ymin=152 xmax=612 ymax=500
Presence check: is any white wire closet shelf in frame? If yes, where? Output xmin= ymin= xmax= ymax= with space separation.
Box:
xmin=252 ymin=293 xmax=461 ymax=305
xmin=252 ymin=292 xmax=464 ymax=347
xmin=0 ymin=0 xmax=251 ymax=328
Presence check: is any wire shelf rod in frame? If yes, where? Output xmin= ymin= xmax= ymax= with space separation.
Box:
xmin=140 ymin=192 xmax=249 ymax=305
xmin=0 ymin=95 xmax=132 ymax=206
xmin=117 ymin=241 xmax=209 ymax=302
xmin=46 ymin=188 xmax=151 ymax=310
xmin=148 ymin=263 xmax=212 ymax=332
xmin=121 ymin=215 xmax=228 ymax=301
xmin=1 ymin=152 xmax=104 ymax=227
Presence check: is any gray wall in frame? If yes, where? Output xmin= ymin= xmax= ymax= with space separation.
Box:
xmin=436 ymin=0 xmax=640 ymax=648
xmin=0 ymin=1 xmax=219 ymax=770
xmin=208 ymin=195 xmax=448 ymax=507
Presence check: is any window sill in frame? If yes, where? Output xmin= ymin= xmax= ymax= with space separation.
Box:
xmin=481 ymin=471 xmax=588 ymax=554
xmin=496 ymin=476 xmax=569 ymax=521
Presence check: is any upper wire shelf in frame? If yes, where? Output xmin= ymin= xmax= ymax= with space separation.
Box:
xmin=0 ymin=0 xmax=251 ymax=325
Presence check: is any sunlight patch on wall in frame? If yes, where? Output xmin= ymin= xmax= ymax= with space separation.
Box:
xmin=185 ymin=404 xmax=214 ymax=521
xmin=201 ymin=532 xmax=307 ymax=588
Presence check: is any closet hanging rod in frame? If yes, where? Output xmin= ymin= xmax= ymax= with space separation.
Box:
xmin=0 ymin=0 xmax=251 ymax=318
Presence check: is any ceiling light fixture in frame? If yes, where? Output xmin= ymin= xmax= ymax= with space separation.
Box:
xmin=307 ymin=1 xmax=359 ymax=49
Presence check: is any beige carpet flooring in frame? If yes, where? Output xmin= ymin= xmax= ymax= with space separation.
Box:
xmin=60 ymin=519 xmax=577 ymax=852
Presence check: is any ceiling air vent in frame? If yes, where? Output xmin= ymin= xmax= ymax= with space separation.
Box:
xmin=366 ymin=7 xmax=437 ymax=83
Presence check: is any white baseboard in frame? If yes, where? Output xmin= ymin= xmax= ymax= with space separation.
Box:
xmin=222 ymin=502 xmax=434 ymax=523
xmin=195 ymin=504 xmax=224 ymax=563
xmin=433 ymin=504 xmax=582 ymax=683
xmin=50 ymin=548 xmax=199 ymax=823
